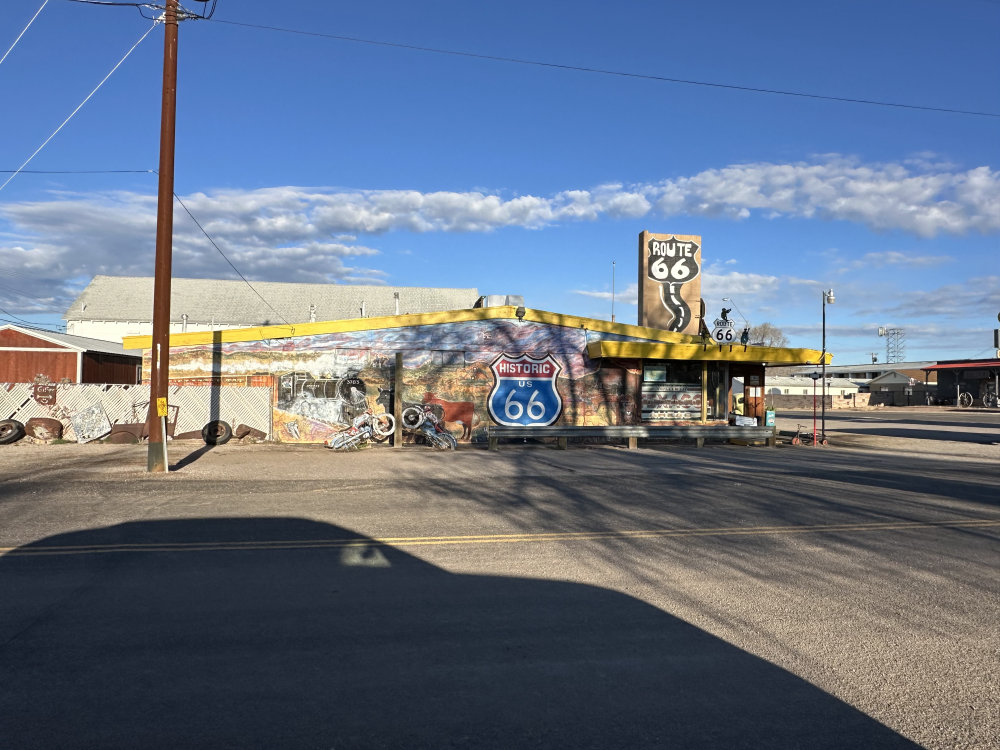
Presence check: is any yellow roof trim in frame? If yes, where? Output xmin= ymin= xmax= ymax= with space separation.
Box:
xmin=122 ymin=305 xmax=705 ymax=350
xmin=586 ymin=340 xmax=832 ymax=365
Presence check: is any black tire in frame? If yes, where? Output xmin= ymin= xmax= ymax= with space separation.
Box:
xmin=201 ymin=420 xmax=233 ymax=445
xmin=0 ymin=419 xmax=26 ymax=445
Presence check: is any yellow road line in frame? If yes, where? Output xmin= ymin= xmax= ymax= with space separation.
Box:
xmin=1 ymin=518 xmax=996 ymax=557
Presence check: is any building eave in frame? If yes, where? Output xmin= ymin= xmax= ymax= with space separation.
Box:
xmin=121 ymin=306 xmax=706 ymax=350
xmin=586 ymin=340 xmax=830 ymax=365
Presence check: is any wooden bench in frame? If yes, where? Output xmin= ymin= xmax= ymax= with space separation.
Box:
xmin=487 ymin=424 xmax=777 ymax=450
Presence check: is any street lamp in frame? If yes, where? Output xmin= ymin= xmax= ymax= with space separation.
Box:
xmin=721 ymin=297 xmax=749 ymax=329
xmin=821 ymin=288 xmax=835 ymax=444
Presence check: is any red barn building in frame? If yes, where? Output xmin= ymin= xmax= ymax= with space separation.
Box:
xmin=0 ymin=325 xmax=140 ymax=384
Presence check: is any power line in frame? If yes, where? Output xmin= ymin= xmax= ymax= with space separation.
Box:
xmin=0 ymin=169 xmax=154 ymax=174
xmin=67 ymin=0 xmax=220 ymax=22
xmin=172 ymin=191 xmax=292 ymax=327
xmin=0 ymin=22 xmax=158 ymax=194
xmin=209 ymin=18 xmax=1000 ymax=119
xmin=0 ymin=306 xmax=46 ymax=326
xmin=0 ymin=0 xmax=50 ymax=68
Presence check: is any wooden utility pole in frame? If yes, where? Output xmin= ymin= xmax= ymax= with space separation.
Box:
xmin=146 ymin=0 xmax=180 ymax=472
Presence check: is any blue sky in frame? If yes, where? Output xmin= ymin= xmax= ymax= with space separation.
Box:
xmin=1 ymin=0 xmax=998 ymax=364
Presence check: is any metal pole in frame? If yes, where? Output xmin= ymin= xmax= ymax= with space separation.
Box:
xmin=146 ymin=0 xmax=179 ymax=472
xmin=611 ymin=260 xmax=616 ymax=323
xmin=392 ymin=352 xmax=403 ymax=449
xmin=812 ymin=377 xmax=817 ymax=447
xmin=821 ymin=291 xmax=826 ymax=443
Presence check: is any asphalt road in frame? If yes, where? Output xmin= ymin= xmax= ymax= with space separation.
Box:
xmin=0 ymin=410 xmax=997 ymax=749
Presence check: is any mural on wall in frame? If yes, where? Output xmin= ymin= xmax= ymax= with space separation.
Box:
xmin=636 ymin=231 xmax=702 ymax=334
xmin=160 ymin=318 xmax=652 ymax=443
xmin=275 ymin=370 xmax=372 ymax=443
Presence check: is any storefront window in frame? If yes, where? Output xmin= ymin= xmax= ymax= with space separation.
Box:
xmin=640 ymin=361 xmax=728 ymax=422
xmin=641 ymin=362 xmax=702 ymax=421
xmin=643 ymin=364 xmax=666 ymax=382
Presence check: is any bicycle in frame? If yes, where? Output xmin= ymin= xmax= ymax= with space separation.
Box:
xmin=324 ymin=409 xmax=395 ymax=450
xmin=790 ymin=423 xmax=827 ymax=447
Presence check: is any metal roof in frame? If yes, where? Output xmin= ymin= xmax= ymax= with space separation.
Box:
xmin=64 ymin=275 xmax=479 ymax=326
xmin=737 ymin=376 xmax=861 ymax=389
xmin=0 ymin=324 xmax=140 ymax=356
xmin=771 ymin=361 xmax=935 ymax=376
xmin=922 ymin=360 xmax=1000 ymax=371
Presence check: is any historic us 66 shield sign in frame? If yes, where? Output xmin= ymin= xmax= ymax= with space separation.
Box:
xmin=488 ymin=352 xmax=563 ymax=426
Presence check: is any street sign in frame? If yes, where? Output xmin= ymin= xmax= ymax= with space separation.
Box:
xmin=711 ymin=318 xmax=737 ymax=343
xmin=488 ymin=353 xmax=563 ymax=427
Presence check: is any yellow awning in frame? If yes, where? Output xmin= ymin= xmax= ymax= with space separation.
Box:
xmin=586 ymin=340 xmax=831 ymax=365
xmin=122 ymin=306 xmax=706 ymax=350
xmin=122 ymin=304 xmax=829 ymax=366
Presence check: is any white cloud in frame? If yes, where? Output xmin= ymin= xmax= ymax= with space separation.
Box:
xmin=1 ymin=155 xmax=998 ymax=314
xmin=574 ymin=282 xmax=639 ymax=306
xmin=874 ymin=276 xmax=1000 ymax=321
xmin=648 ymin=159 xmax=1000 ymax=236
xmin=701 ymin=269 xmax=784 ymax=299
xmin=846 ymin=250 xmax=951 ymax=270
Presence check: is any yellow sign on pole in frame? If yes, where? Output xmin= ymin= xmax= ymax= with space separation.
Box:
xmin=156 ymin=397 xmax=168 ymax=417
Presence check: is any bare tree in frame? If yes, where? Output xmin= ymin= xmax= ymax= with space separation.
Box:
xmin=748 ymin=322 xmax=788 ymax=347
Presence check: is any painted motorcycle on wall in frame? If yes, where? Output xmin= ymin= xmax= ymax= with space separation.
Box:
xmin=324 ymin=408 xmax=396 ymax=450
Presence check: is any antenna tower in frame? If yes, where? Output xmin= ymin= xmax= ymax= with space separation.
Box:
xmin=877 ymin=327 xmax=905 ymax=364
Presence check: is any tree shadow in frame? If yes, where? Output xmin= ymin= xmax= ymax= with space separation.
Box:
xmin=0 ymin=518 xmax=917 ymax=748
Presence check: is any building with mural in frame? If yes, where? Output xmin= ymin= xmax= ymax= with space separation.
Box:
xmin=123 ymin=303 xmax=826 ymax=444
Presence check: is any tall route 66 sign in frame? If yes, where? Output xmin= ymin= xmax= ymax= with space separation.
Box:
xmin=488 ymin=353 xmax=563 ymax=426
xmin=637 ymin=231 xmax=702 ymax=335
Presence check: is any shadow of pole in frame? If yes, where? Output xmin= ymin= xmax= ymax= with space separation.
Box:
xmin=169 ymin=442 xmax=215 ymax=470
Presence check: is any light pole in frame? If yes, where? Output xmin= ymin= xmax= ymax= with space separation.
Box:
xmin=611 ymin=260 xmax=616 ymax=323
xmin=821 ymin=288 xmax=835 ymax=444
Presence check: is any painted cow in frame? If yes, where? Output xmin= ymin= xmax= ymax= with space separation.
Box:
xmin=422 ymin=392 xmax=476 ymax=441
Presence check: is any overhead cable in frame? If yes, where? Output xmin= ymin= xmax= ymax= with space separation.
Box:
xmin=0 ymin=169 xmax=155 ymax=174
xmin=0 ymin=21 xmax=158 ymax=194
xmin=172 ymin=191 xmax=292 ymax=327
xmin=0 ymin=0 xmax=50 ymax=69
xmin=209 ymin=18 xmax=1000 ymax=119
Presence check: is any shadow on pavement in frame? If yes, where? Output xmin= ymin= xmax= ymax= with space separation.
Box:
xmin=0 ymin=518 xmax=918 ymax=749
xmin=170 ymin=441 xmax=218 ymax=470
xmin=825 ymin=426 xmax=1000 ymax=444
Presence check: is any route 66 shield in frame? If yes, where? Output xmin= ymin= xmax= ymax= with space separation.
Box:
xmin=488 ymin=352 xmax=563 ymax=427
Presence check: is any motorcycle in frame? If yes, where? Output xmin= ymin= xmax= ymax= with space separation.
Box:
xmin=402 ymin=404 xmax=458 ymax=450
xmin=324 ymin=409 xmax=396 ymax=450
